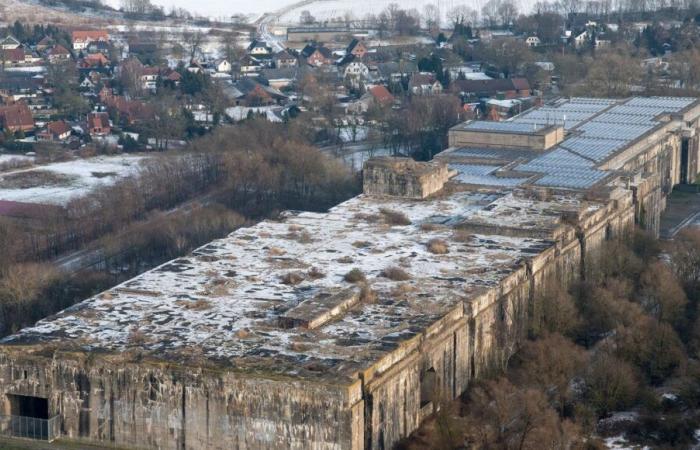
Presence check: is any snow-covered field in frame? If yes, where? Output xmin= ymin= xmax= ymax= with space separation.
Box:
xmin=104 ymin=0 xmax=298 ymax=21
xmin=108 ymin=0 xmax=540 ymax=24
xmin=0 ymin=155 xmax=145 ymax=206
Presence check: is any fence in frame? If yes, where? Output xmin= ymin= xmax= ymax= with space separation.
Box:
xmin=0 ymin=414 xmax=60 ymax=442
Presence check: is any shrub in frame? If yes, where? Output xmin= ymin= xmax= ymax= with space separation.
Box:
xmin=427 ymin=238 xmax=449 ymax=254
xmin=307 ymin=267 xmax=326 ymax=279
xmin=584 ymin=353 xmax=640 ymax=417
xmin=380 ymin=208 xmax=411 ymax=226
xmin=360 ymin=284 xmax=377 ymax=303
xmin=380 ymin=266 xmax=411 ymax=281
xmin=344 ymin=268 xmax=366 ymax=283
xmin=176 ymin=299 xmax=212 ymax=310
xmin=281 ymin=272 xmax=305 ymax=285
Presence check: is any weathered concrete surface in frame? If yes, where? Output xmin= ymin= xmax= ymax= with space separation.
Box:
xmin=0 ymin=96 xmax=699 ymax=450
xmin=362 ymin=157 xmax=452 ymax=199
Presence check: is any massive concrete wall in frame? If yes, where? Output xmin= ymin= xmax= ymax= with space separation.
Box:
xmin=0 ymin=355 xmax=363 ymax=450
xmin=0 ymin=193 xmax=639 ymax=450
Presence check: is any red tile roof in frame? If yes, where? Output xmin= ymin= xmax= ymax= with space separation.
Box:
xmin=72 ymin=30 xmax=109 ymax=43
xmin=0 ymin=48 xmax=24 ymax=63
xmin=369 ymin=85 xmax=394 ymax=105
xmin=47 ymin=120 xmax=71 ymax=136
xmin=0 ymin=103 xmax=33 ymax=132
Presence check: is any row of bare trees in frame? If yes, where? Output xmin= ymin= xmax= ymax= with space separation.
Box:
xmin=402 ymin=229 xmax=700 ymax=449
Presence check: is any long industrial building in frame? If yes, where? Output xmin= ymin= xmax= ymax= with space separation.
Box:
xmin=0 ymin=96 xmax=697 ymax=449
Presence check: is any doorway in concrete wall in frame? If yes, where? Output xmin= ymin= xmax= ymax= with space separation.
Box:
xmin=420 ymin=368 xmax=437 ymax=409
xmin=7 ymin=394 xmax=48 ymax=419
xmin=1 ymin=394 xmax=59 ymax=441
xmin=681 ymin=138 xmax=690 ymax=184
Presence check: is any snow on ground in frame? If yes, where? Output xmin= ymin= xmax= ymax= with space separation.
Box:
xmin=108 ymin=0 xmax=541 ymax=24
xmin=277 ymin=0 xmax=542 ymax=25
xmin=0 ymin=155 xmax=145 ymax=206
xmin=4 ymin=66 xmax=46 ymax=73
xmin=104 ymin=0 xmax=301 ymax=22
xmin=603 ymin=435 xmax=650 ymax=450
xmin=0 ymin=154 xmax=33 ymax=164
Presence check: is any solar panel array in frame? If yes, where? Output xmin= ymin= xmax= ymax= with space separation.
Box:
xmin=460 ymin=121 xmax=545 ymax=133
xmin=450 ymin=164 xmax=529 ymax=187
xmin=511 ymin=97 xmax=615 ymax=130
xmin=516 ymin=148 xmax=609 ymax=189
xmin=560 ymin=137 xmax=625 ymax=163
xmin=452 ymin=97 xmax=697 ymax=190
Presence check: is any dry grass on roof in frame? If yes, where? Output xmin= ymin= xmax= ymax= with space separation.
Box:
xmin=379 ymin=208 xmax=411 ymax=226
xmin=427 ymin=238 xmax=449 ymax=254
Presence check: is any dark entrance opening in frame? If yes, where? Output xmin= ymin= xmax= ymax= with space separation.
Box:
xmin=681 ymin=138 xmax=690 ymax=184
xmin=420 ymin=368 xmax=437 ymax=408
xmin=7 ymin=394 xmax=49 ymax=419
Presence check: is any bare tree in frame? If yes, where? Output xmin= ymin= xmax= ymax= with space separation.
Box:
xmin=423 ymin=4 xmax=440 ymax=32
xmin=300 ymin=10 xmax=315 ymax=25
xmin=482 ymin=0 xmax=501 ymax=28
xmin=498 ymin=0 xmax=519 ymax=26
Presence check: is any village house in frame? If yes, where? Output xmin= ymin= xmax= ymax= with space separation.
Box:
xmin=346 ymin=38 xmax=368 ymax=58
xmin=37 ymin=120 xmax=71 ymax=141
xmin=302 ymin=44 xmax=334 ymax=67
xmin=71 ymin=30 xmax=109 ymax=51
xmin=373 ymin=61 xmax=419 ymax=84
xmin=260 ymin=67 xmax=299 ymax=89
xmin=35 ymin=36 xmax=53 ymax=52
xmin=215 ymin=59 xmax=231 ymax=73
xmin=247 ymin=39 xmax=272 ymax=57
xmin=409 ymin=73 xmax=443 ymax=95
xmin=162 ymin=69 xmax=181 ymax=87
xmin=239 ymin=55 xmax=262 ymax=75
xmin=0 ymin=72 xmax=44 ymax=102
xmin=45 ymin=44 xmax=71 ymax=63
xmin=525 ymin=36 xmax=541 ymax=47
xmin=0 ymin=35 xmax=20 ymax=50
xmin=79 ymin=52 xmax=110 ymax=70
xmin=450 ymin=78 xmax=531 ymax=101
xmin=233 ymin=78 xmax=287 ymax=107
xmin=273 ymin=49 xmax=298 ymax=68
xmin=343 ymin=60 xmax=369 ymax=87
xmin=140 ymin=66 xmax=160 ymax=91
xmin=87 ymin=111 xmax=110 ymax=136
xmin=0 ymin=102 xmax=34 ymax=133
xmin=0 ymin=48 xmax=25 ymax=65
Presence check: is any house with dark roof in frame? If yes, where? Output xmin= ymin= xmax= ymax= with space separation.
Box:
xmin=240 ymin=55 xmax=262 ymax=75
xmin=373 ymin=61 xmax=418 ymax=83
xmin=260 ymin=67 xmax=301 ymax=89
xmin=346 ymin=39 xmax=368 ymax=58
xmin=247 ymin=39 xmax=272 ymax=57
xmin=450 ymin=78 xmax=531 ymax=100
xmin=408 ymin=73 xmax=443 ymax=95
xmin=273 ymin=50 xmax=297 ymax=68
xmin=302 ymin=44 xmax=334 ymax=66
xmin=36 ymin=36 xmax=54 ymax=52
xmin=0 ymin=36 xmax=20 ymax=50
xmin=234 ymin=78 xmax=288 ymax=107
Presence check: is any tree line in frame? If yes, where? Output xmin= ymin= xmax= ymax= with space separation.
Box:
xmin=401 ymin=229 xmax=700 ymax=449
